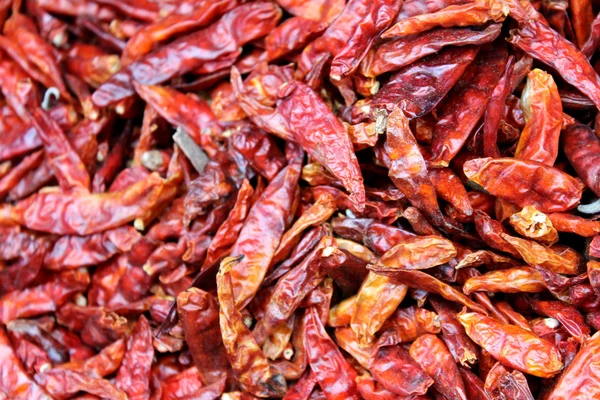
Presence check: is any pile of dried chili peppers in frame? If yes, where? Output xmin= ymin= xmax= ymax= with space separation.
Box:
xmin=2 ymin=0 xmax=600 ymax=398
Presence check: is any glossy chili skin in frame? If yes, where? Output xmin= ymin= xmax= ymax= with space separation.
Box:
xmin=362 ymin=24 xmax=500 ymax=77
xmin=372 ymin=46 xmax=478 ymax=119
xmin=430 ymin=45 xmax=508 ymax=167
xmin=383 ymin=108 xmax=444 ymax=224
xmin=509 ymin=18 xmax=600 ymax=111
xmin=464 ymin=158 xmax=584 ymax=212
xmin=92 ymin=2 xmax=282 ymax=107
xmin=458 ymin=311 xmax=563 ymax=378
xmin=278 ymin=81 xmax=365 ymax=209
xmin=562 ymin=123 xmax=600 ymax=197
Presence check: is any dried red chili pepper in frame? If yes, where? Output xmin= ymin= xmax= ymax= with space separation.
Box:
xmin=373 ymin=46 xmax=477 ymax=119
xmin=430 ymin=45 xmax=508 ymax=167
xmin=410 ymin=334 xmax=467 ymax=400
xmin=383 ymin=108 xmax=444 ymax=224
xmin=370 ymin=344 xmax=434 ymax=396
xmin=217 ymin=256 xmax=287 ymax=397
xmin=458 ymin=311 xmax=563 ymax=378
xmin=278 ymin=81 xmax=365 ymax=209
xmin=464 ymin=158 xmax=584 ymax=212
xmin=508 ymin=18 xmax=600 ymax=110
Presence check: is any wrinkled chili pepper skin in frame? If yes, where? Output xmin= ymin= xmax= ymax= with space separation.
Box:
xmin=429 ymin=298 xmax=478 ymax=367
xmin=305 ymin=306 xmax=360 ymax=400
xmin=278 ymin=82 xmax=365 ymax=209
xmin=509 ymin=18 xmax=600 ymax=110
xmin=514 ymin=69 xmax=562 ymax=166
xmin=266 ymin=17 xmax=329 ymax=61
xmin=547 ymin=331 xmax=600 ymax=399
xmin=0 ymin=328 xmax=52 ymax=400
xmin=383 ymin=0 xmax=508 ymax=38
xmin=383 ymin=108 xmax=444 ymax=224
xmin=458 ymin=311 xmax=563 ymax=378
xmin=464 ymin=158 xmax=584 ymax=212
xmin=329 ymin=0 xmax=402 ymax=79
xmin=253 ymin=236 xmax=335 ymax=345
xmin=12 ymin=172 xmax=164 ymax=235
xmin=177 ymin=288 xmax=232 ymax=388
xmin=122 ymin=0 xmax=239 ymax=64
xmin=430 ymin=45 xmax=508 ymax=167
xmin=229 ymin=147 xmax=302 ymax=308
xmin=92 ymin=2 xmax=282 ymax=107
xmin=370 ymin=344 xmax=434 ymax=396
xmin=362 ymin=24 xmax=499 ymax=78
xmin=409 ymin=334 xmax=467 ymax=400
xmin=218 ymin=258 xmax=287 ymax=397
xmin=372 ymin=46 xmax=477 ymax=119
xmin=562 ymin=123 xmax=600 ymax=197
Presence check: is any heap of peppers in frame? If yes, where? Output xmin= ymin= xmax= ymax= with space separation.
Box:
xmin=1 ymin=0 xmax=600 ymax=398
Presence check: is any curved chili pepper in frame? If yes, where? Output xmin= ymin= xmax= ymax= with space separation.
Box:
xmin=458 ymin=311 xmax=563 ymax=378
xmin=278 ymin=81 xmax=365 ymax=209
xmin=464 ymin=158 xmax=584 ymax=212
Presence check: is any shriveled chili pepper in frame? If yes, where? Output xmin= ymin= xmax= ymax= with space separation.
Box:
xmin=278 ymin=81 xmax=366 ymax=209
xmin=508 ymin=18 xmax=600 ymax=110
xmin=464 ymin=158 xmax=584 ymax=212
xmin=372 ymin=46 xmax=478 ymax=119
xmin=514 ymin=69 xmax=562 ymax=165
xmin=430 ymin=45 xmax=508 ymax=167
xmin=92 ymin=2 xmax=282 ymax=107
xmin=217 ymin=256 xmax=287 ymax=397
xmin=458 ymin=311 xmax=563 ymax=378
xmin=370 ymin=344 xmax=434 ymax=396
xmin=305 ymin=306 xmax=360 ymax=400
xmin=410 ymin=333 xmax=467 ymax=400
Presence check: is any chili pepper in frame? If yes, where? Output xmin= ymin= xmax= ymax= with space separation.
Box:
xmin=253 ymin=236 xmax=335 ymax=345
xmin=228 ymin=145 xmax=302 ymax=308
xmin=430 ymin=45 xmax=508 ymax=167
xmin=92 ymin=2 xmax=282 ymax=107
xmin=278 ymin=81 xmax=365 ymax=210
xmin=230 ymin=127 xmax=287 ymax=182
xmin=218 ymin=256 xmax=287 ymax=397
xmin=429 ymin=297 xmax=478 ymax=367
xmin=0 ymin=269 xmax=89 ymax=323
xmin=501 ymin=233 xmax=583 ymax=275
xmin=370 ymin=344 xmax=434 ymax=396
xmin=351 ymin=272 xmax=408 ymax=346
xmin=546 ymin=331 xmax=600 ymax=399
xmin=463 ymin=267 xmax=546 ymax=294
xmin=509 ymin=206 xmax=559 ymax=245
xmin=373 ymin=46 xmax=478 ymax=119
xmin=66 ymin=43 xmax=121 ymax=88
xmin=410 ymin=334 xmax=468 ymax=400
xmin=274 ymin=0 xmax=344 ymax=23
xmin=369 ymin=265 xmax=489 ymax=314
xmin=383 ymin=0 xmax=508 ymax=38
xmin=514 ymin=69 xmax=562 ymax=165
xmin=363 ymin=24 xmax=499 ymax=78
xmin=329 ymin=0 xmax=402 ymax=80
xmin=458 ymin=311 xmax=563 ymax=378
xmin=464 ymin=158 xmax=584 ymax=212
xmin=530 ymin=299 xmax=590 ymax=343
xmin=382 ymin=108 xmax=444 ymax=224
xmin=562 ymin=123 xmax=600 ymax=197
xmin=378 ymin=305 xmax=441 ymax=344
xmin=266 ymin=17 xmax=329 ymax=61
xmin=508 ymin=18 xmax=600 ymax=110
xmin=9 ymin=172 xmax=163 ymax=235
